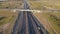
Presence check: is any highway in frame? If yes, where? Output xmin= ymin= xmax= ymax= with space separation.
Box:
xmin=12 ymin=0 xmax=49 ymax=34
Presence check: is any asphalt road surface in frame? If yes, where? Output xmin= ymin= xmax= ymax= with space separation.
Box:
xmin=12 ymin=11 xmax=49 ymax=34
xmin=12 ymin=0 xmax=49 ymax=34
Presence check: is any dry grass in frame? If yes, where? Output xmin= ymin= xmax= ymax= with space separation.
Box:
xmin=42 ymin=12 xmax=60 ymax=34
xmin=0 ymin=10 xmax=18 ymax=26
xmin=28 ymin=1 xmax=60 ymax=10
xmin=42 ymin=1 xmax=60 ymax=9
xmin=0 ymin=1 xmax=23 ymax=9
xmin=28 ymin=1 xmax=42 ymax=10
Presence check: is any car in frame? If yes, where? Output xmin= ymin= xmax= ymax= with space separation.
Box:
xmin=37 ymin=26 xmax=41 ymax=31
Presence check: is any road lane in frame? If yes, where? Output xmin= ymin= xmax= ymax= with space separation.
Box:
xmin=12 ymin=11 xmax=23 ymax=34
xmin=27 ymin=12 xmax=36 ymax=34
xmin=28 ymin=12 xmax=40 ymax=34
xmin=17 ymin=12 xmax=26 ymax=34
xmin=12 ymin=11 xmax=48 ymax=34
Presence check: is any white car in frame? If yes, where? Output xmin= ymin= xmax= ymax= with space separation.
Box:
xmin=37 ymin=27 xmax=41 ymax=30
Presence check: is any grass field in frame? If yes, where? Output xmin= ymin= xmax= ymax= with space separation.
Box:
xmin=0 ymin=1 xmax=23 ymax=9
xmin=42 ymin=1 xmax=60 ymax=9
xmin=28 ymin=1 xmax=60 ymax=10
xmin=0 ymin=10 xmax=18 ymax=26
xmin=42 ymin=12 xmax=60 ymax=34
xmin=28 ymin=1 xmax=42 ymax=10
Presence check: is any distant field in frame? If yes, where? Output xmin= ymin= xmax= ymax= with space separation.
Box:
xmin=0 ymin=10 xmax=18 ymax=26
xmin=28 ymin=0 xmax=60 ymax=1
xmin=28 ymin=1 xmax=42 ymax=10
xmin=28 ymin=1 xmax=60 ymax=10
xmin=42 ymin=1 xmax=60 ymax=9
xmin=42 ymin=12 xmax=60 ymax=34
xmin=0 ymin=1 xmax=23 ymax=9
